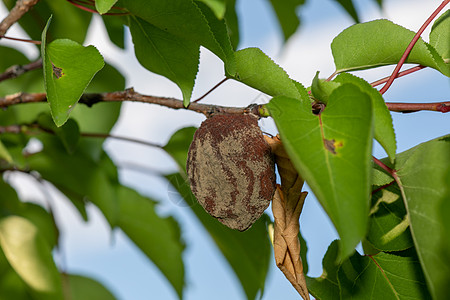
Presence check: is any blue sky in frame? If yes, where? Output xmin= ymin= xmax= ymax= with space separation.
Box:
xmin=2 ymin=0 xmax=449 ymax=299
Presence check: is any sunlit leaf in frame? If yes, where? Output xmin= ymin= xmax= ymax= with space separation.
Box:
xmin=197 ymin=0 xmax=226 ymax=19
xmin=117 ymin=186 xmax=185 ymax=299
xmin=234 ymin=47 xmax=302 ymax=99
xmin=331 ymin=19 xmax=450 ymax=76
xmin=95 ymin=0 xmax=117 ymax=14
xmin=267 ymin=84 xmax=373 ymax=259
xmin=0 ymin=216 xmax=63 ymax=300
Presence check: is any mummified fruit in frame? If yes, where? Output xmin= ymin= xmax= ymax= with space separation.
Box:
xmin=186 ymin=114 xmax=276 ymax=231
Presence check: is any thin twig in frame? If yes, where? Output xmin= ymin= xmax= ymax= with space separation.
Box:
xmin=370 ymin=65 xmax=427 ymax=87
xmin=386 ymin=101 xmax=450 ymax=113
xmin=80 ymin=132 xmax=163 ymax=148
xmin=0 ymin=0 xmax=40 ymax=37
xmin=193 ymin=78 xmax=229 ymax=103
xmin=0 ymin=89 xmax=266 ymax=117
xmin=379 ymin=0 xmax=450 ymax=94
xmin=0 ymin=59 xmax=43 ymax=82
xmin=0 ymin=35 xmax=41 ymax=44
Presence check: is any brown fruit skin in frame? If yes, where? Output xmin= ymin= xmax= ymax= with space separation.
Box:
xmin=186 ymin=114 xmax=276 ymax=231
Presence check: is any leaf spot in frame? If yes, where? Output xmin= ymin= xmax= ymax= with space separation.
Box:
xmin=324 ymin=138 xmax=343 ymax=154
xmin=52 ymin=63 xmax=64 ymax=79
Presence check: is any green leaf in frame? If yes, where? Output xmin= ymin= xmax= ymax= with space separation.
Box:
xmin=102 ymin=15 xmax=126 ymax=49
xmin=338 ymin=248 xmax=430 ymax=299
xmin=167 ymin=173 xmax=271 ymax=300
xmin=267 ymin=84 xmax=373 ymax=259
xmin=163 ymin=127 xmax=271 ymax=300
xmin=117 ymin=186 xmax=185 ymax=299
xmin=223 ymin=0 xmax=239 ymax=49
xmin=27 ymin=135 xmax=119 ymax=226
xmin=0 ymin=264 xmax=32 ymax=300
xmin=334 ymin=73 xmax=396 ymax=163
xmin=64 ymin=274 xmax=117 ymax=300
xmin=366 ymin=184 xmax=413 ymax=252
xmin=234 ymin=47 xmax=301 ymax=99
xmin=267 ymin=0 xmax=306 ymax=41
xmin=0 ymin=216 xmax=63 ymax=300
xmin=0 ymin=140 xmax=13 ymax=164
xmin=122 ymin=0 xmax=235 ymax=75
xmin=391 ymin=135 xmax=450 ymax=299
xmin=19 ymin=203 xmax=59 ymax=249
xmin=197 ymin=0 xmax=226 ymax=19
xmin=37 ymin=114 xmax=80 ymax=154
xmin=439 ymin=168 xmax=450 ymax=296
xmin=430 ymin=9 xmax=450 ymax=61
xmin=311 ymin=71 xmax=341 ymax=104
xmin=95 ymin=0 xmax=117 ymax=14
xmin=331 ymin=19 xmax=450 ymax=76
xmin=42 ymin=18 xmax=105 ymax=127
xmin=331 ymin=0 xmax=359 ymax=23
xmin=128 ymin=16 xmax=199 ymax=106
xmin=2 ymin=0 xmax=92 ymax=44
xmin=195 ymin=1 xmax=236 ymax=75
xmin=306 ymin=240 xmax=340 ymax=300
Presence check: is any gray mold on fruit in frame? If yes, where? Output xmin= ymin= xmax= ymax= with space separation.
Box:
xmin=186 ymin=114 xmax=276 ymax=231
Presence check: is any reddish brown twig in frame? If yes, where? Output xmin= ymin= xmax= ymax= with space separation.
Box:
xmin=193 ymin=78 xmax=229 ymax=103
xmin=0 ymin=0 xmax=40 ymax=37
xmin=0 ymin=35 xmax=41 ymax=44
xmin=386 ymin=101 xmax=450 ymax=113
xmin=370 ymin=65 xmax=427 ymax=87
xmin=379 ymin=0 xmax=450 ymax=94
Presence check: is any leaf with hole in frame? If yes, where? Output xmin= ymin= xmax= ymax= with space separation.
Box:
xmin=41 ymin=17 xmax=105 ymax=127
xmin=267 ymin=83 xmax=373 ymax=259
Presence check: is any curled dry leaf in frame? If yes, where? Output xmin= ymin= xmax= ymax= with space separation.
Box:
xmin=265 ymin=135 xmax=310 ymax=300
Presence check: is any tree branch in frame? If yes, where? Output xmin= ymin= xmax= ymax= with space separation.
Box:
xmin=0 ymin=0 xmax=40 ymax=37
xmin=0 ymin=59 xmax=42 ymax=82
xmin=0 ymin=89 xmax=267 ymax=117
xmin=1 ymin=90 xmax=449 ymax=115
